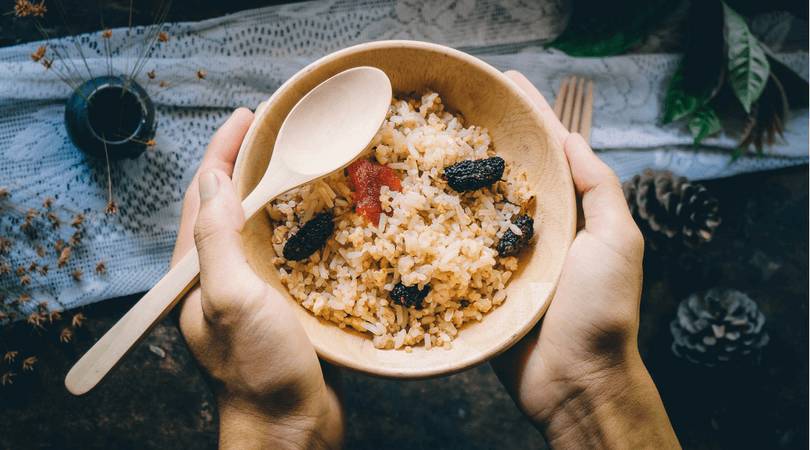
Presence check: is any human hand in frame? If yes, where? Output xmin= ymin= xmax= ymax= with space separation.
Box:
xmin=492 ymin=72 xmax=679 ymax=448
xmin=171 ymin=109 xmax=343 ymax=450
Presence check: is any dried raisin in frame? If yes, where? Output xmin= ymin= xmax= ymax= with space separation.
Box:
xmin=443 ymin=156 xmax=505 ymax=192
xmin=390 ymin=282 xmax=431 ymax=309
xmin=497 ymin=214 xmax=534 ymax=257
xmin=282 ymin=212 xmax=334 ymax=261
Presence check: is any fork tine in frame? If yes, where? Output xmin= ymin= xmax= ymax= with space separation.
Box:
xmin=580 ymin=80 xmax=594 ymax=144
xmin=560 ymin=76 xmax=577 ymax=130
xmin=570 ymin=77 xmax=585 ymax=134
xmin=553 ymin=76 xmax=570 ymax=119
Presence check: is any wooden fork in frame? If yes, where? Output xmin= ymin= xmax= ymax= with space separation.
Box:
xmin=553 ymin=76 xmax=594 ymax=143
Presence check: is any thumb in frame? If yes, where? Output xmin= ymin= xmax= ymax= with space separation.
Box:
xmin=564 ymin=133 xmax=643 ymax=253
xmin=194 ymin=169 xmax=260 ymax=319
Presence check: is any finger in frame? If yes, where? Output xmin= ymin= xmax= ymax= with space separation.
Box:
xmin=194 ymin=169 xmax=260 ymax=319
xmin=504 ymin=70 xmax=569 ymax=148
xmin=198 ymin=107 xmax=255 ymax=176
xmin=564 ymin=133 xmax=641 ymax=249
xmin=172 ymin=108 xmax=254 ymax=266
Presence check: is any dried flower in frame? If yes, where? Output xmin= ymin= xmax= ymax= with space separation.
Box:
xmin=58 ymin=246 xmax=71 ymax=267
xmin=36 ymin=245 xmax=45 ymax=257
xmin=95 ymin=260 xmax=107 ymax=275
xmin=36 ymin=301 xmax=48 ymax=312
xmin=72 ymin=312 xmax=86 ymax=328
xmin=146 ymin=139 xmax=156 ymax=148
xmin=105 ymin=200 xmax=118 ymax=215
xmin=21 ymin=356 xmax=37 ymax=372
xmin=42 ymin=196 xmax=54 ymax=208
xmin=60 ymin=327 xmax=73 ymax=343
xmin=28 ymin=261 xmax=38 ymax=272
xmin=0 ymin=187 xmax=8 ymax=199
xmin=159 ymin=80 xmax=170 ymax=88
xmin=46 ymin=211 xmax=61 ymax=229
xmin=196 ymin=69 xmax=207 ymax=80
xmin=71 ymin=269 xmax=83 ymax=281
xmin=3 ymin=351 xmax=18 ymax=363
xmin=0 ymin=372 xmax=14 ymax=386
xmin=48 ymin=310 xmax=61 ymax=323
xmin=30 ymin=45 xmax=46 ymax=62
xmin=0 ymin=237 xmax=11 ymax=254
xmin=16 ymin=266 xmax=26 ymax=277
xmin=19 ymin=274 xmax=31 ymax=286
xmin=27 ymin=312 xmax=45 ymax=329
xmin=14 ymin=0 xmax=47 ymax=18
xmin=147 ymin=70 xmax=156 ymax=80
xmin=17 ymin=293 xmax=31 ymax=305
xmin=101 ymin=29 xmax=112 ymax=39
xmin=41 ymin=58 xmax=53 ymax=69
xmin=68 ymin=231 xmax=82 ymax=247
xmin=21 ymin=209 xmax=37 ymax=235
xmin=158 ymin=31 xmax=169 ymax=42
xmin=70 ymin=213 xmax=85 ymax=228
xmin=0 ymin=263 xmax=10 ymax=275
xmin=54 ymin=239 xmax=65 ymax=253
xmin=37 ymin=264 xmax=49 ymax=275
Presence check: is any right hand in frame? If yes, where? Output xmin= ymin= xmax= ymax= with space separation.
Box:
xmin=492 ymin=72 xmax=680 ymax=448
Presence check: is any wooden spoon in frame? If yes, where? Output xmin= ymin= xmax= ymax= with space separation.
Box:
xmin=65 ymin=66 xmax=392 ymax=395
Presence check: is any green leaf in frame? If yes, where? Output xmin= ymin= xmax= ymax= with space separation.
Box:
xmin=549 ymin=31 xmax=645 ymax=57
xmin=722 ymin=1 xmax=770 ymax=113
xmin=548 ymin=0 xmax=672 ymax=57
xmin=730 ymin=146 xmax=746 ymax=162
xmin=688 ymin=105 xmax=722 ymax=145
xmin=662 ymin=62 xmax=708 ymax=124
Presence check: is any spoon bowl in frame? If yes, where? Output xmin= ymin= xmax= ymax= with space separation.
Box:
xmin=242 ymin=67 xmax=392 ymax=218
xmin=65 ymin=67 xmax=392 ymax=396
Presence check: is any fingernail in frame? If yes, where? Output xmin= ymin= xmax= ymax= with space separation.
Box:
xmin=199 ymin=171 xmax=219 ymax=202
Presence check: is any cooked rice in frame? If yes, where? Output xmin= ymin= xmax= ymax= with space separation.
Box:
xmin=267 ymin=92 xmax=533 ymax=350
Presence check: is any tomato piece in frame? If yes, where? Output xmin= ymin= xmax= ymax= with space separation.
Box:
xmin=347 ymin=159 xmax=402 ymax=225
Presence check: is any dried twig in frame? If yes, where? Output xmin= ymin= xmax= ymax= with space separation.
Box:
xmin=60 ymin=327 xmax=73 ymax=343
xmin=3 ymin=351 xmax=18 ymax=364
xmin=71 ymin=313 xmax=86 ymax=328
xmin=21 ymin=356 xmax=37 ymax=372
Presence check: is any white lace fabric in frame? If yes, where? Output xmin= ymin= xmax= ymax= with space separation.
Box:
xmin=0 ymin=0 xmax=806 ymax=311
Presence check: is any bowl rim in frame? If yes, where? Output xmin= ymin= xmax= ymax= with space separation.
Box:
xmin=234 ymin=39 xmax=576 ymax=378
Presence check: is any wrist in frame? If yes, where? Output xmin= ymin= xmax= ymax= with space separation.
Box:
xmin=217 ymin=384 xmax=343 ymax=450
xmin=536 ymin=352 xmax=679 ymax=449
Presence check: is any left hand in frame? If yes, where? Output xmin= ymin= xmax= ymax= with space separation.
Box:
xmin=171 ymin=108 xmax=343 ymax=449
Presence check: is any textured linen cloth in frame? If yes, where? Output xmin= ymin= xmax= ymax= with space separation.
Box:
xmin=0 ymin=0 xmax=807 ymax=311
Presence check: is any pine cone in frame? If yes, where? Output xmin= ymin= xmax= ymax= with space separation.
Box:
xmin=623 ymin=169 xmax=721 ymax=250
xmin=670 ymin=288 xmax=769 ymax=367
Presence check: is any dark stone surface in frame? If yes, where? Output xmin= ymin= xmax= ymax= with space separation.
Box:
xmin=639 ymin=167 xmax=809 ymax=449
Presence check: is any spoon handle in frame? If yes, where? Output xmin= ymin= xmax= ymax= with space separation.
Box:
xmin=64 ymin=248 xmax=200 ymax=395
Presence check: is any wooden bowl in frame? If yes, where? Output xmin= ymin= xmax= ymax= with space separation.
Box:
xmin=232 ymin=41 xmax=575 ymax=378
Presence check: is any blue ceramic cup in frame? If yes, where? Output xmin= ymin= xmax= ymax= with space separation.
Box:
xmin=64 ymin=75 xmax=156 ymax=160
